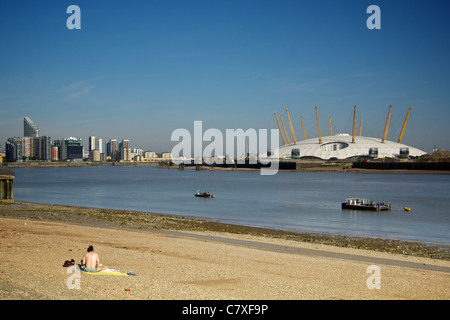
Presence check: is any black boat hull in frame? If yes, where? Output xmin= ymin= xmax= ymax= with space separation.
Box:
xmin=341 ymin=203 xmax=390 ymax=211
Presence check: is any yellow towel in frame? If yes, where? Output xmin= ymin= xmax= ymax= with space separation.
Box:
xmin=82 ymin=270 xmax=130 ymax=277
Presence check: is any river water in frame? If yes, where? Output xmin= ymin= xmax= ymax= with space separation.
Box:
xmin=10 ymin=166 xmax=450 ymax=244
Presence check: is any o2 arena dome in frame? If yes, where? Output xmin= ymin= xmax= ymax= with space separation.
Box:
xmin=274 ymin=105 xmax=426 ymax=160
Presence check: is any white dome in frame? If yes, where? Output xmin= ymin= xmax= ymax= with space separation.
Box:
xmin=276 ymin=134 xmax=425 ymax=160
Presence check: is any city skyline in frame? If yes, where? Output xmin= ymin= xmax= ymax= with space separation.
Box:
xmin=4 ymin=116 xmax=173 ymax=162
xmin=1 ymin=1 xmax=450 ymax=153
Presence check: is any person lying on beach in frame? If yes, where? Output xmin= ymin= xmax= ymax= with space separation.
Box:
xmin=81 ymin=245 xmax=106 ymax=273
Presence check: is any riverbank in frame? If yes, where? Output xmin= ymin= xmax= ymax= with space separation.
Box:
xmin=3 ymin=160 xmax=450 ymax=174
xmin=0 ymin=204 xmax=449 ymax=300
xmin=1 ymin=201 xmax=448 ymax=260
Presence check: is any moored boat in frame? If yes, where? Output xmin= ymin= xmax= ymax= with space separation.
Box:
xmin=342 ymin=198 xmax=391 ymax=211
xmin=195 ymin=190 xmax=211 ymax=198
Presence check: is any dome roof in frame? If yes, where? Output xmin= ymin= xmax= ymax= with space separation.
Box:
xmin=276 ymin=134 xmax=425 ymax=160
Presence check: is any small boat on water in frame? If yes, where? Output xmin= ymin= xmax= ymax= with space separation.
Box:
xmin=195 ymin=190 xmax=211 ymax=198
xmin=342 ymin=198 xmax=391 ymax=211
xmin=404 ymin=207 xmax=412 ymax=212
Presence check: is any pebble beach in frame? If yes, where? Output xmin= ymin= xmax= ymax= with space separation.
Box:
xmin=0 ymin=201 xmax=449 ymax=300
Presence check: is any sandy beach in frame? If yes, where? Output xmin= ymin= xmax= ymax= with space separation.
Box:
xmin=0 ymin=202 xmax=449 ymax=301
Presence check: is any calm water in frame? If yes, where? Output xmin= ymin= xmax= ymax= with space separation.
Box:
xmin=10 ymin=166 xmax=450 ymax=244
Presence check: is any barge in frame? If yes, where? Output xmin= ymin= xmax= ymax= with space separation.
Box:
xmin=342 ymin=198 xmax=391 ymax=211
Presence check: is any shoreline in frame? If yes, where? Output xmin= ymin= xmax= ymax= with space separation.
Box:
xmin=1 ymin=201 xmax=448 ymax=260
xmin=1 ymin=201 xmax=449 ymax=300
xmin=2 ymin=161 xmax=449 ymax=174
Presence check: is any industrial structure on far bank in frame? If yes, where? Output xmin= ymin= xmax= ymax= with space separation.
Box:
xmin=274 ymin=105 xmax=426 ymax=160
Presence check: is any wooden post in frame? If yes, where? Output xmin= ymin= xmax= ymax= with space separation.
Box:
xmin=0 ymin=180 xmax=4 ymax=200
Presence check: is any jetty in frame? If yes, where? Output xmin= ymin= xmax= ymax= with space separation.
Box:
xmin=0 ymin=169 xmax=15 ymax=203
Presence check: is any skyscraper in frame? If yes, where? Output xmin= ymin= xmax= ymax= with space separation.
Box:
xmin=23 ymin=117 xmax=39 ymax=137
xmin=119 ymin=139 xmax=129 ymax=150
xmin=89 ymin=136 xmax=96 ymax=152
xmin=89 ymin=136 xmax=103 ymax=154
xmin=96 ymin=138 xmax=103 ymax=154
xmin=65 ymin=137 xmax=83 ymax=161
xmin=107 ymin=139 xmax=117 ymax=160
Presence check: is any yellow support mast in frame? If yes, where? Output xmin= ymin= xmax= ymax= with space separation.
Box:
xmin=315 ymin=105 xmax=322 ymax=144
xmin=359 ymin=115 xmax=363 ymax=136
xmin=280 ymin=114 xmax=291 ymax=144
xmin=398 ymin=106 xmax=411 ymax=143
xmin=300 ymin=116 xmax=307 ymax=140
xmin=329 ymin=116 xmax=333 ymax=136
xmin=286 ymin=108 xmax=297 ymax=144
xmin=274 ymin=112 xmax=286 ymax=145
xmin=381 ymin=105 xmax=392 ymax=143
xmin=352 ymin=105 xmax=357 ymax=143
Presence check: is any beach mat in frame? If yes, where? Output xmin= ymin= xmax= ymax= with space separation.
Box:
xmin=82 ymin=270 xmax=130 ymax=277
xmin=74 ymin=265 xmax=136 ymax=276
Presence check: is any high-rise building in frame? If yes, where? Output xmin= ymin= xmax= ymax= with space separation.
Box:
xmin=120 ymin=148 xmax=131 ymax=161
xmin=5 ymin=138 xmax=23 ymax=162
xmin=119 ymin=139 xmax=129 ymax=150
xmin=23 ymin=117 xmax=39 ymax=137
xmin=89 ymin=149 xmax=101 ymax=162
xmin=65 ymin=138 xmax=83 ymax=161
xmin=22 ymin=137 xmax=33 ymax=159
xmin=52 ymin=139 xmax=63 ymax=160
xmin=96 ymin=138 xmax=103 ymax=154
xmin=53 ymin=138 xmax=83 ymax=161
xmin=51 ymin=146 xmax=59 ymax=161
xmin=88 ymin=136 xmax=103 ymax=160
xmin=34 ymin=136 xmax=51 ymax=160
xmin=89 ymin=136 xmax=96 ymax=152
xmin=106 ymin=139 xmax=117 ymax=161
xmin=5 ymin=136 xmax=50 ymax=161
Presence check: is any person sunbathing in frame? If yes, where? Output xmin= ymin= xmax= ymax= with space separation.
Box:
xmin=81 ymin=245 xmax=106 ymax=272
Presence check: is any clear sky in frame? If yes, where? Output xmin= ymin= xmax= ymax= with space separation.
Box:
xmin=1 ymin=0 xmax=449 ymax=153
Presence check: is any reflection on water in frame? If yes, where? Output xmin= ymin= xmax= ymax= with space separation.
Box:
xmin=11 ymin=166 xmax=450 ymax=244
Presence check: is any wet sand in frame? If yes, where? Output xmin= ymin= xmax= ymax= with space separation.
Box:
xmin=0 ymin=201 xmax=449 ymax=300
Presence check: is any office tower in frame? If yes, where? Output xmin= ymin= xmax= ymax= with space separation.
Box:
xmin=22 ymin=137 xmax=33 ymax=159
xmin=107 ymin=139 xmax=117 ymax=160
xmin=89 ymin=149 xmax=101 ymax=162
xmin=5 ymin=138 xmax=23 ymax=162
xmin=96 ymin=138 xmax=103 ymax=154
xmin=65 ymin=137 xmax=83 ymax=161
xmin=119 ymin=139 xmax=129 ymax=150
xmin=23 ymin=117 xmax=39 ymax=137
xmin=89 ymin=136 xmax=96 ymax=151
xmin=52 ymin=139 xmax=64 ymax=160
xmin=120 ymin=147 xmax=131 ymax=161
xmin=31 ymin=136 xmax=51 ymax=160
xmin=51 ymin=146 xmax=59 ymax=161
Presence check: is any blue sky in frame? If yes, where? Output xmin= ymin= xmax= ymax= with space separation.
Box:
xmin=1 ymin=0 xmax=449 ymax=153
